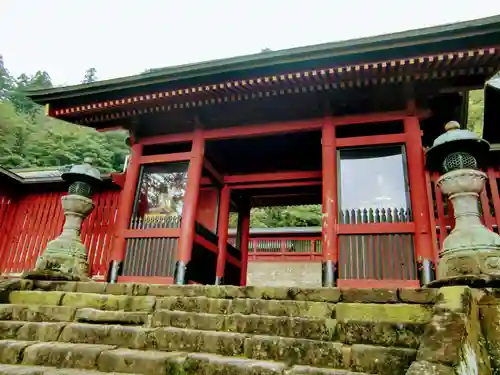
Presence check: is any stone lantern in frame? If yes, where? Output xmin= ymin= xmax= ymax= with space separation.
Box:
xmin=426 ymin=121 xmax=500 ymax=282
xmin=29 ymin=158 xmax=102 ymax=281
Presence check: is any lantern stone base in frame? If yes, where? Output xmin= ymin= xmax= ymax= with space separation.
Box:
xmin=31 ymin=241 xmax=91 ymax=281
xmin=427 ymin=274 xmax=500 ymax=288
xmin=437 ymin=169 xmax=500 ymax=280
xmin=28 ymin=194 xmax=94 ymax=282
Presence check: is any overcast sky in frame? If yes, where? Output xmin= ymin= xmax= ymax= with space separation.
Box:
xmin=1 ymin=1 xmax=499 ymax=86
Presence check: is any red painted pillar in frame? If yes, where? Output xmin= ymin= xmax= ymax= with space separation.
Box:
xmin=322 ymin=117 xmax=339 ymax=286
xmin=175 ymin=129 xmax=205 ymax=284
xmin=404 ymin=116 xmax=435 ymax=285
xmin=108 ymin=141 xmax=143 ymax=280
xmin=215 ymin=185 xmax=231 ymax=285
xmin=239 ymin=204 xmax=251 ymax=286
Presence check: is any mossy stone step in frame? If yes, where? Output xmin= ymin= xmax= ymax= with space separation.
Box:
xmin=8 ymin=292 xmax=155 ymax=313
xmin=158 ymin=296 xmax=335 ymax=318
xmin=152 ymin=310 xmax=337 ymax=341
xmin=0 ymin=364 xmax=140 ymax=374
xmin=0 ymin=305 xmax=149 ymax=326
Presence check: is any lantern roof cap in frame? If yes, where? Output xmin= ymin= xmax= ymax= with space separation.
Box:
xmin=431 ymin=121 xmax=482 ymax=147
xmin=62 ymin=158 xmax=102 ymax=185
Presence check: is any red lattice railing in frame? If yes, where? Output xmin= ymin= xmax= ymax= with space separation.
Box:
xmin=0 ymin=190 xmax=120 ymax=279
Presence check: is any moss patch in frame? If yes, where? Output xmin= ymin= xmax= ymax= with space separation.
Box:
xmin=336 ymin=302 xmax=432 ymax=324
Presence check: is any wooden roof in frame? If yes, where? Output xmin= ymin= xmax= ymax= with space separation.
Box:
xmin=25 ymin=15 xmax=500 ymax=132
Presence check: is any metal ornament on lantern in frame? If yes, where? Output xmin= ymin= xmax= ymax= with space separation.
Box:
xmin=29 ymin=157 xmax=102 ymax=281
xmin=425 ymin=121 xmax=500 ymax=283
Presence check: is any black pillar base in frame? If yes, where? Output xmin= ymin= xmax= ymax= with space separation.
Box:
xmin=174 ymin=261 xmax=188 ymax=285
xmin=322 ymin=260 xmax=338 ymax=287
xmin=417 ymin=259 xmax=436 ymax=286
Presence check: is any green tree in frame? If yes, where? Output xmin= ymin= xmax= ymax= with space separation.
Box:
xmin=82 ymin=68 xmax=97 ymax=83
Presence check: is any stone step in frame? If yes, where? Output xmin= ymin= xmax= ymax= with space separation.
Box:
xmin=31 ymin=281 xmax=438 ymax=305
xmin=0 ymin=363 xmax=140 ymax=374
xmin=158 ymin=296 xmax=335 ymax=317
xmin=0 ymin=338 xmax=411 ymax=375
xmin=151 ymin=310 xmax=425 ymax=348
xmin=0 ymin=322 xmax=417 ymax=372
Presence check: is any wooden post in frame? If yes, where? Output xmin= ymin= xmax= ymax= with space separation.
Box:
xmin=215 ymin=185 xmax=231 ymax=284
xmin=239 ymin=203 xmax=251 ymax=286
xmin=175 ymin=129 xmax=204 ymax=284
xmin=404 ymin=116 xmax=435 ymax=285
xmin=322 ymin=116 xmax=338 ymax=286
xmin=108 ymin=141 xmax=143 ymax=280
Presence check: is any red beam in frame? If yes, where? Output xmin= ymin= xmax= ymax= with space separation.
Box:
xmin=203 ymin=159 xmax=224 ymax=185
xmin=204 ymin=118 xmax=323 ymax=140
xmin=231 ymin=181 xmax=321 ymax=190
xmin=338 ymin=222 xmax=415 ymax=235
xmin=332 ymin=109 xmax=430 ymax=127
xmin=336 ymin=133 xmax=407 ymax=147
xmin=139 ymin=152 xmax=191 ymax=164
xmin=96 ymin=126 xmax=124 ymax=133
xmin=122 ymin=228 xmax=180 ymax=239
xmin=141 ymin=133 xmax=194 ymax=146
xmin=224 ymin=171 xmax=321 ymax=184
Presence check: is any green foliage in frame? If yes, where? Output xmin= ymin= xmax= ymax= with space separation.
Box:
xmin=82 ymin=68 xmax=98 ymax=84
xmin=467 ymin=90 xmax=484 ymax=136
xmin=0 ymin=61 xmax=128 ymax=171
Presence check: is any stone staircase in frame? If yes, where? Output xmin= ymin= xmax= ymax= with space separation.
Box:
xmin=0 ymin=281 xmax=439 ymax=374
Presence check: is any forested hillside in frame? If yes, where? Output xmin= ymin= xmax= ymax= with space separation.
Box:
xmin=0 ymin=54 xmax=486 ymax=227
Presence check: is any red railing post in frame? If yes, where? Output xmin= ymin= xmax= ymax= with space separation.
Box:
xmin=215 ymin=185 xmax=231 ymax=284
xmin=322 ymin=116 xmax=338 ymax=286
xmin=239 ymin=204 xmax=250 ymax=286
xmin=176 ymin=129 xmax=205 ymax=284
xmin=108 ymin=142 xmax=143 ymax=278
xmin=404 ymin=115 xmax=435 ymax=285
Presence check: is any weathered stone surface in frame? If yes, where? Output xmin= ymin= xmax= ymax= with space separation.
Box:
xmin=335 ymin=303 xmax=432 ymax=324
xmin=152 ymin=310 xmax=225 ymax=331
xmin=0 ymin=305 xmax=14 ymax=321
xmin=0 ymin=321 xmax=25 ymax=339
xmin=184 ymin=352 xmax=286 ymax=375
xmin=247 ymin=262 xmax=322 ymax=288
xmin=59 ymin=323 xmax=111 ymax=345
xmin=75 ymin=308 xmax=148 ymax=325
xmin=15 ymin=305 xmax=76 ymax=322
xmin=199 ymin=330 xmax=247 ymax=356
xmin=350 ymin=344 xmax=416 ymax=375
xmin=0 ymin=340 xmax=32 ymax=364
xmin=398 ymin=288 xmax=438 ymax=304
xmin=8 ymin=291 xmax=64 ymax=306
xmin=126 ymin=296 xmax=156 ymax=312
xmin=290 ymin=288 xmax=342 ymax=303
xmin=0 ymin=364 xmax=140 ymax=375
xmin=337 ymin=321 xmax=425 ymax=348
xmin=232 ymin=299 xmax=334 ymax=318
xmin=0 ymin=280 xmax=33 ymax=303
xmin=22 ymin=342 xmax=115 ymax=369
xmin=105 ymin=283 xmax=148 ymax=296
xmin=59 ymin=323 xmax=152 ymax=349
xmin=148 ymin=327 xmax=202 ymax=352
xmin=32 ymin=281 xmax=77 ymax=292
xmin=225 ymin=313 xmax=336 ymax=341
xmin=341 ymin=288 xmax=398 ymax=303
xmin=97 ymin=348 xmax=185 ymax=374
xmin=288 ymin=365 xmax=369 ymax=374
xmin=61 ymin=293 xmax=128 ymax=311
xmin=244 ymin=335 xmax=344 ymax=367
xmin=417 ymin=311 xmax=467 ymax=366
xmin=480 ymin=304 xmax=500 ymax=371
xmin=405 ymin=360 xmax=455 ymax=375
xmin=17 ymin=322 xmax=66 ymax=342
xmin=148 ymin=285 xmax=208 ymax=298
xmin=75 ymin=283 xmax=106 ymax=294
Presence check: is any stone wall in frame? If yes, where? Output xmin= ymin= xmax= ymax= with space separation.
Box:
xmin=246 ymin=262 xmax=322 ymax=287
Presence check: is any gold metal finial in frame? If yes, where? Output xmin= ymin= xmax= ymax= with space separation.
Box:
xmin=445 ymin=121 xmax=460 ymax=131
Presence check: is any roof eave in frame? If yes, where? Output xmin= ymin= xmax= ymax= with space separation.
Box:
xmin=26 ymin=15 xmax=500 ymax=105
